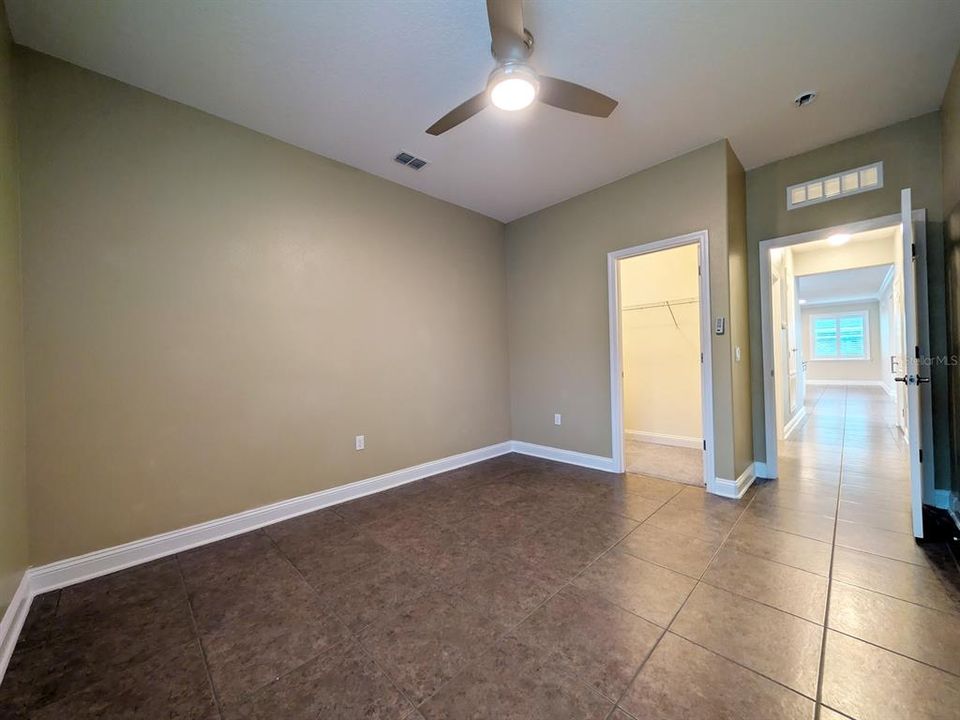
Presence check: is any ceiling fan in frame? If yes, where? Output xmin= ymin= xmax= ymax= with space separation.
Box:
xmin=426 ymin=0 xmax=618 ymax=135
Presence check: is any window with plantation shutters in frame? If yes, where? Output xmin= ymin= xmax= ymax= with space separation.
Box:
xmin=811 ymin=312 xmax=868 ymax=360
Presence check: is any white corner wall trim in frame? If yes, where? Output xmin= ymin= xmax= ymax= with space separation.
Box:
xmin=509 ymin=441 xmax=617 ymax=472
xmin=624 ymin=430 xmax=702 ymax=449
xmin=0 ymin=571 xmax=32 ymax=682
xmin=713 ymin=462 xmax=757 ymax=499
xmin=26 ymin=441 xmax=512 ymax=597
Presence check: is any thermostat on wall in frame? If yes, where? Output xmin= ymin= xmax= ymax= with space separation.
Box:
xmin=715 ymin=317 xmax=725 ymax=335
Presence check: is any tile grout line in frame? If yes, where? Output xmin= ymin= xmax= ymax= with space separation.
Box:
xmin=813 ymin=385 xmax=849 ymax=720
xmin=173 ymin=553 xmax=225 ymax=720
xmin=381 ymin=475 xmax=687 ymax=712
xmin=601 ymin=476 xmax=765 ymax=719
xmin=409 ymin=485 xmax=685 ymax=712
xmin=257 ymin=528 xmax=427 ymax=716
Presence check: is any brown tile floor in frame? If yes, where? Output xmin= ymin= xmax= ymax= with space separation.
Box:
xmin=2 ymin=387 xmax=959 ymax=719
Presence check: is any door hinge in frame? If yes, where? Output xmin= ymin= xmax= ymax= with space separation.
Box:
xmin=698 ymin=264 xmax=702 ymax=276
xmin=915 ymin=346 xmax=921 ymax=359
xmin=703 ymin=440 xmax=707 ymax=451
xmin=700 ymin=352 xmax=703 ymax=363
xmin=919 ymin=448 xmax=923 ymax=463
xmin=911 ymin=243 xmax=916 ymax=259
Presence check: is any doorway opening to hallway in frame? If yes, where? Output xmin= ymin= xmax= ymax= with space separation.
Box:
xmin=759 ymin=191 xmax=933 ymax=539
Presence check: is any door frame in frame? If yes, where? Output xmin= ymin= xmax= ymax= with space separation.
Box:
xmin=607 ymin=230 xmax=716 ymax=492
xmin=758 ymin=210 xmax=933 ymax=501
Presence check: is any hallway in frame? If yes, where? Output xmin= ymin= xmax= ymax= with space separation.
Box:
xmin=764 ymin=384 xmax=960 ymax=718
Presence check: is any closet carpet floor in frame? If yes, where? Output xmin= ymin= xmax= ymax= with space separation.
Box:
xmin=624 ymin=437 xmax=703 ymax=486
xmin=2 ymin=406 xmax=959 ymax=718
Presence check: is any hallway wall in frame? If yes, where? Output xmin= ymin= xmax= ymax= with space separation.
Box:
xmin=801 ymin=302 xmax=884 ymax=383
xmin=747 ymin=112 xmax=949 ymax=491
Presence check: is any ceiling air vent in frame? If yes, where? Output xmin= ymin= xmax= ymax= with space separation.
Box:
xmin=394 ymin=151 xmax=428 ymax=170
xmin=786 ymin=161 xmax=883 ymax=210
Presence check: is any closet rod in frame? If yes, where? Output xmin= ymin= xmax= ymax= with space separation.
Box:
xmin=621 ymin=297 xmax=698 ymax=312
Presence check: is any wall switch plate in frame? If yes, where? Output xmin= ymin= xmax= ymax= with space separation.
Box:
xmin=355 ymin=435 xmax=365 ymax=451
xmin=554 ymin=413 xmax=562 ymax=426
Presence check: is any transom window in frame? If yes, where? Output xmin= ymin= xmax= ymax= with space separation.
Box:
xmin=811 ymin=312 xmax=869 ymax=360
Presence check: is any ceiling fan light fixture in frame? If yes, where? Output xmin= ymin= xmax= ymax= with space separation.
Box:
xmin=488 ymin=63 xmax=538 ymax=111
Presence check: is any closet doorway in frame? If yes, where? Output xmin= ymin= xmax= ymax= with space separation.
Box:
xmin=608 ymin=231 xmax=715 ymax=488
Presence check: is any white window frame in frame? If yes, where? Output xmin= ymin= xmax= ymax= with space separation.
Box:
xmin=809 ymin=310 xmax=870 ymax=361
xmin=786 ymin=161 xmax=883 ymax=210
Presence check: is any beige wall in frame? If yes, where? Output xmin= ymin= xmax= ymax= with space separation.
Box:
xmin=747 ymin=112 xmax=949 ymax=490
xmin=792 ymin=240 xmax=896 ymax=277
xmin=802 ymin=302 xmax=884 ymax=383
xmin=726 ymin=143 xmax=753 ymax=477
xmin=0 ymin=2 xmax=28 ymax=615
xmin=620 ymin=245 xmax=702 ymax=441
xmin=505 ymin=140 xmax=750 ymax=481
xmin=942 ymin=51 xmax=960 ymax=503
xmin=18 ymin=51 xmax=510 ymax=565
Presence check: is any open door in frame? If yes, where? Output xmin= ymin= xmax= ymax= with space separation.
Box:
xmin=896 ymin=188 xmax=927 ymax=539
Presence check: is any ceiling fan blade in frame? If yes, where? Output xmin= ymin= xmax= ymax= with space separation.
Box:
xmin=538 ymin=76 xmax=618 ymax=118
xmin=426 ymin=91 xmax=488 ymax=135
xmin=487 ymin=0 xmax=528 ymax=61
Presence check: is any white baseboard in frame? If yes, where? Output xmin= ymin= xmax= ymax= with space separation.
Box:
xmin=712 ymin=462 xmax=757 ymax=499
xmin=0 ymin=435 xmax=693 ymax=684
xmin=27 ymin=441 xmax=513 ymax=596
xmin=624 ymin=430 xmax=702 ymax=449
xmin=510 ymin=440 xmax=617 ymax=472
xmin=0 ymin=571 xmax=32 ymax=682
xmin=782 ymin=407 xmax=806 ymax=440
xmin=805 ymin=380 xmax=886 ymax=388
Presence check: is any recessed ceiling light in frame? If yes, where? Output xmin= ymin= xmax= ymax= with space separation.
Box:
xmin=827 ymin=233 xmax=851 ymax=246
xmin=489 ymin=63 xmax=539 ymax=112
xmin=794 ymin=90 xmax=817 ymax=108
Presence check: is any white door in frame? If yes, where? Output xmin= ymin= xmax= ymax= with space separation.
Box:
xmin=897 ymin=188 xmax=926 ymax=539
xmin=793 ymin=276 xmax=806 ymax=410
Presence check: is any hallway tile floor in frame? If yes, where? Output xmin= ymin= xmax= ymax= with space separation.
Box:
xmin=1 ymin=387 xmax=958 ymax=718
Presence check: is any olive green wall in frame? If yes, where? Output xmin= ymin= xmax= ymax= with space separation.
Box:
xmin=0 ymin=1 xmax=28 ymax=615
xmin=505 ymin=140 xmax=753 ymax=482
xmin=18 ymin=51 xmax=511 ymax=565
xmin=747 ymin=112 xmax=949 ymax=491
xmin=727 ymin=143 xmax=754 ymax=477
xmin=941 ymin=51 xmax=960 ymax=505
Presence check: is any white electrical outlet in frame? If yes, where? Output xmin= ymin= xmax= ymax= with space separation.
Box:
xmin=355 ymin=435 xmax=365 ymax=451
xmin=554 ymin=413 xmax=562 ymax=426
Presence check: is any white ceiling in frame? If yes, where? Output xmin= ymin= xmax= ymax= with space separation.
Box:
xmin=798 ymin=264 xmax=893 ymax=306
xmin=791 ymin=226 xmax=898 ymax=255
xmin=8 ymin=1 xmax=960 ymax=222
